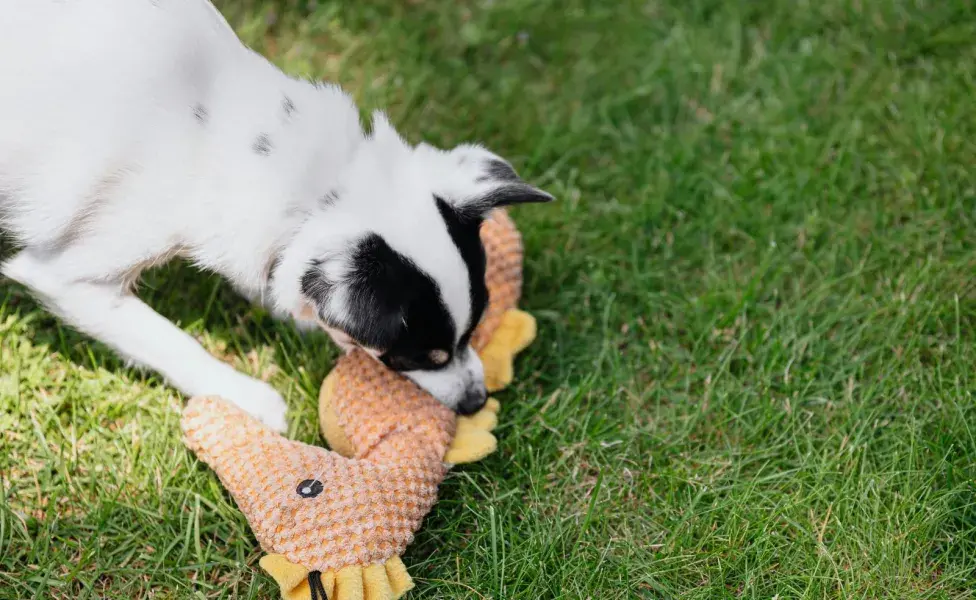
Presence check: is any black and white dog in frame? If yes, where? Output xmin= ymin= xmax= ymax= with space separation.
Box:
xmin=0 ymin=0 xmax=551 ymax=431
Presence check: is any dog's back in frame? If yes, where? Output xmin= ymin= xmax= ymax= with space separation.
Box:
xmin=0 ymin=0 xmax=240 ymax=250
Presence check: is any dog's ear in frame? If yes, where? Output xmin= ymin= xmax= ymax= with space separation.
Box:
xmin=300 ymin=234 xmax=412 ymax=351
xmin=446 ymin=150 xmax=553 ymax=220
xmin=367 ymin=111 xmax=412 ymax=164
xmin=472 ymin=180 xmax=554 ymax=210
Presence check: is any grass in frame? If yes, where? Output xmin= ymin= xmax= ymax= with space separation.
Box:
xmin=3 ymin=0 xmax=976 ymax=597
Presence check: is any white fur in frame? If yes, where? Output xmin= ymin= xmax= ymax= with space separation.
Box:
xmin=0 ymin=0 xmax=510 ymax=429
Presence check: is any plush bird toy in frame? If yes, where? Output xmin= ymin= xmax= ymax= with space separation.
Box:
xmin=181 ymin=210 xmax=536 ymax=600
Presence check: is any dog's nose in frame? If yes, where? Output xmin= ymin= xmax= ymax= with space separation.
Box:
xmin=456 ymin=386 xmax=488 ymax=416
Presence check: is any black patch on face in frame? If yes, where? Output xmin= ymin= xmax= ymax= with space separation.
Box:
xmin=435 ymin=196 xmax=488 ymax=351
xmin=300 ymin=261 xmax=334 ymax=307
xmin=282 ymin=96 xmax=296 ymax=119
xmin=253 ymin=134 xmax=273 ymax=156
xmin=301 ymin=234 xmax=456 ymax=371
xmin=478 ymin=159 xmax=519 ymax=183
xmin=192 ymin=103 xmax=208 ymax=124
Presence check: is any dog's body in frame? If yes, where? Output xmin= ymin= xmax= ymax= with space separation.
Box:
xmin=0 ymin=0 xmax=550 ymax=430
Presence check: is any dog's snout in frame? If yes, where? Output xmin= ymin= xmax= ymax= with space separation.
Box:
xmin=456 ymin=386 xmax=488 ymax=416
xmin=401 ymin=346 xmax=487 ymax=413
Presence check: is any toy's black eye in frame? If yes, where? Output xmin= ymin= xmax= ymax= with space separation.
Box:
xmin=297 ymin=479 xmax=324 ymax=498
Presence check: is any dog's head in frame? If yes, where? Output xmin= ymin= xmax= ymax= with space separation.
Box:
xmin=278 ymin=113 xmax=551 ymax=414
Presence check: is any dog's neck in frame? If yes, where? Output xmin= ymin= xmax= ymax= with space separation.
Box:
xmin=188 ymin=53 xmax=370 ymax=314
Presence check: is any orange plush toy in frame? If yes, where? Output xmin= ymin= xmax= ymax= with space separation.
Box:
xmin=181 ymin=210 xmax=536 ymax=600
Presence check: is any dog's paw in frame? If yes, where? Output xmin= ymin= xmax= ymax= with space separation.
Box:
xmin=210 ymin=374 xmax=289 ymax=433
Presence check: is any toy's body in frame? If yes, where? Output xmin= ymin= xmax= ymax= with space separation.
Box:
xmin=182 ymin=210 xmax=536 ymax=600
xmin=182 ymin=396 xmax=423 ymax=599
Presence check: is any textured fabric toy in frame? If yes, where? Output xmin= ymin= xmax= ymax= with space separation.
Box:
xmin=181 ymin=210 xmax=536 ymax=600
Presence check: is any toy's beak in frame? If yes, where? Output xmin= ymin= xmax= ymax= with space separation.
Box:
xmin=259 ymin=554 xmax=414 ymax=600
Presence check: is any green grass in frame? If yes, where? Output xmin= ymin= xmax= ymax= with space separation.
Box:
xmin=3 ymin=0 xmax=976 ymax=597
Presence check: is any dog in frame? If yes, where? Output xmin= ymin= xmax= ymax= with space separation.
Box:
xmin=0 ymin=0 xmax=551 ymax=432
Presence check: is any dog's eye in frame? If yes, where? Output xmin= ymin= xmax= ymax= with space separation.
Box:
xmin=297 ymin=479 xmax=324 ymax=498
xmin=429 ymin=349 xmax=450 ymax=366
xmin=382 ymin=351 xmax=450 ymax=372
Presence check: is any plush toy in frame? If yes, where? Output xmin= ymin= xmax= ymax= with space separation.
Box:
xmin=181 ymin=210 xmax=536 ymax=600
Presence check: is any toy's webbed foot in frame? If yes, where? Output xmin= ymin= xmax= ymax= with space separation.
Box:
xmin=261 ymin=554 xmax=414 ymax=600
xmin=445 ymin=398 xmax=500 ymax=464
xmin=480 ymin=309 xmax=537 ymax=392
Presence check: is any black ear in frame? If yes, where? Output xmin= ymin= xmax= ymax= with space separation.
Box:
xmin=300 ymin=234 xmax=413 ymax=350
xmin=483 ymin=182 xmax=555 ymax=207
xmin=459 ymin=158 xmax=554 ymax=216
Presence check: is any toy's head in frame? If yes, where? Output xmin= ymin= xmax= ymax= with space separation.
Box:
xmin=182 ymin=395 xmax=444 ymax=599
xmin=182 ymin=396 xmax=448 ymax=573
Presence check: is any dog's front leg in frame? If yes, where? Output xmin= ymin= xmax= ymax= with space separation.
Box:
xmin=2 ymin=251 xmax=288 ymax=431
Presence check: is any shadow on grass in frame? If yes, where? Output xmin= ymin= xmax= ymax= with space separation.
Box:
xmin=0 ymin=257 xmax=341 ymax=409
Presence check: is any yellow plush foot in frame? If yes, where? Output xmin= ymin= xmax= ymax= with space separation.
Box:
xmin=458 ymin=398 xmax=499 ymax=431
xmin=479 ymin=310 xmax=537 ymax=393
xmin=261 ymin=554 xmax=414 ymax=600
xmin=444 ymin=398 xmax=500 ymax=464
xmin=318 ymin=371 xmax=355 ymax=458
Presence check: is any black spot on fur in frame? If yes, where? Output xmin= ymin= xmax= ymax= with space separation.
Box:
xmin=282 ymin=96 xmax=296 ymax=119
xmin=0 ymin=229 xmax=19 ymax=264
xmin=301 ymin=234 xmax=456 ymax=371
xmin=266 ymin=252 xmax=283 ymax=283
xmin=319 ymin=190 xmax=340 ymax=208
xmin=253 ymin=134 xmax=273 ymax=156
xmin=192 ymin=103 xmax=208 ymax=124
xmin=435 ymin=196 xmax=488 ymax=350
xmin=478 ymin=159 xmax=519 ymax=183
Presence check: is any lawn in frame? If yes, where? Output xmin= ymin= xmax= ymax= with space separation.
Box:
xmin=3 ymin=0 xmax=976 ymax=598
